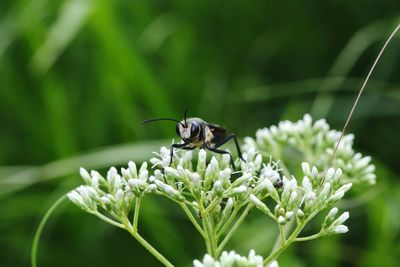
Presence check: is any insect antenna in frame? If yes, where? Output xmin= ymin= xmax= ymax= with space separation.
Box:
xmin=183 ymin=109 xmax=188 ymax=127
xmin=141 ymin=118 xmax=186 ymax=127
xmin=322 ymin=23 xmax=400 ymax=184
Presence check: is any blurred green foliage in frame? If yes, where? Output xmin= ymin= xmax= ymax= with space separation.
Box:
xmin=1 ymin=1 xmax=400 ymax=266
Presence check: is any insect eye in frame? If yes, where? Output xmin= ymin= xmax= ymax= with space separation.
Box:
xmin=190 ymin=122 xmax=200 ymax=138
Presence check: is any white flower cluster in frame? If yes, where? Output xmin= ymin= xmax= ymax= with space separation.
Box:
xmin=321 ymin=207 xmax=350 ymax=235
xmin=149 ymin=147 xmax=271 ymax=212
xmin=244 ymin=114 xmax=376 ymax=185
xmin=68 ymin=162 xmax=154 ymax=217
xmin=249 ymin=161 xmax=351 ymax=231
xmin=66 ymin=114 xmax=376 ymax=266
xmin=193 ymin=250 xmax=273 ymax=267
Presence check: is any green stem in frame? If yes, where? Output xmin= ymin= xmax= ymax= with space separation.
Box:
xmin=202 ymin=219 xmax=212 ymax=255
xmin=270 ymin=215 xmax=294 ymax=253
xmin=278 ymin=224 xmax=286 ymax=244
xmin=295 ymin=233 xmax=321 ymax=242
xmin=264 ymin=211 xmax=319 ymax=265
xmin=217 ymin=205 xmax=239 ymax=238
xmin=204 ymin=198 xmax=220 ymax=214
xmin=179 ymin=203 xmax=207 ymax=239
xmin=203 ymin=214 xmax=218 ymax=257
xmin=94 ymin=212 xmax=125 ymax=229
xmin=130 ymin=231 xmax=174 ymax=267
xmin=264 ymin=224 xmax=302 ymax=265
xmin=124 ymin=219 xmax=174 ymax=267
xmin=217 ymin=204 xmax=252 ymax=254
xmin=31 ymin=194 xmax=67 ymax=267
xmin=133 ymin=197 xmax=142 ymax=232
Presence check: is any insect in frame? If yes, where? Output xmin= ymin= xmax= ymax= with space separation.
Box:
xmin=142 ymin=111 xmax=245 ymax=169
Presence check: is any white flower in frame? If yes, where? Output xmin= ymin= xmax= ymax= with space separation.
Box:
xmin=193 ymin=250 xmax=264 ymax=267
xmin=327 ymin=225 xmax=349 ymax=234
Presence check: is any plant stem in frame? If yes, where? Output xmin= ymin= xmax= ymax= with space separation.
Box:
xmin=278 ymin=224 xmax=286 ymax=244
xmin=204 ymin=198 xmax=220 ymax=214
xmin=94 ymin=212 xmax=125 ymax=229
xmin=217 ymin=204 xmax=252 ymax=254
xmin=217 ymin=205 xmax=239 ymax=238
xmin=129 ymin=231 xmax=174 ymax=267
xmin=202 ymin=219 xmax=212 ymax=255
xmin=264 ymin=211 xmax=318 ymax=265
xmin=203 ymin=214 xmax=218 ymax=257
xmin=124 ymin=219 xmax=174 ymax=267
xmin=295 ymin=233 xmax=321 ymax=242
xmin=133 ymin=197 xmax=141 ymax=232
xmin=179 ymin=203 xmax=207 ymax=239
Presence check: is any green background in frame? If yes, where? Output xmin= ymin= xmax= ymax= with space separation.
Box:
xmin=1 ymin=1 xmax=400 ymax=266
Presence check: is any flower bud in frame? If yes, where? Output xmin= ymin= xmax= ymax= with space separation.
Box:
xmin=301 ymin=162 xmax=310 ymax=176
xmin=68 ymin=191 xmax=86 ymax=210
xmin=326 ymin=225 xmax=349 ymax=235
xmin=333 ymin=211 xmax=349 ymax=226
xmin=230 ymin=185 xmax=247 ymax=196
xmin=325 ymin=168 xmax=335 ymax=182
xmin=232 ymin=173 xmax=252 ymax=187
xmin=221 ymin=198 xmax=234 ymax=220
xmin=79 ymin=168 xmax=92 ymax=185
xmin=277 ymin=215 xmax=286 ymax=224
xmin=204 ymin=157 xmax=219 ymax=190
xmin=250 ymin=194 xmax=271 ymax=215
xmin=213 ymin=180 xmax=223 ymax=197
xmin=262 ymin=178 xmax=279 ymax=202
xmin=128 ymin=161 xmax=138 ymax=178
xmin=286 ymin=191 xmax=298 ymax=211
xmin=197 ymin=149 xmax=207 ymax=174
xmin=302 ymin=176 xmax=313 ymax=192
xmin=322 ymin=207 xmax=338 ymax=228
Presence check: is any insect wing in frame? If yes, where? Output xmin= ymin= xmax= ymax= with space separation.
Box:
xmin=206 ymin=123 xmax=227 ymax=145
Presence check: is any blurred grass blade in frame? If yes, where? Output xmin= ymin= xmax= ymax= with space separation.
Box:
xmin=241 ymin=77 xmax=398 ymax=102
xmin=0 ymin=0 xmax=49 ymax=58
xmin=138 ymin=12 xmax=177 ymax=53
xmin=0 ymin=140 xmax=168 ymax=197
xmin=30 ymin=0 xmax=93 ymax=74
xmin=31 ymin=194 xmax=67 ymax=267
xmin=311 ymin=17 xmax=400 ymax=117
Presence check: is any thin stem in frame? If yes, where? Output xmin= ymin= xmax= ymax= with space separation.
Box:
xmin=204 ymin=214 xmax=218 ymax=257
xmin=31 ymin=194 xmax=67 ymax=267
xmin=278 ymin=224 xmax=286 ymax=244
xmin=327 ymin=24 xmax=400 ymax=171
xmin=217 ymin=204 xmax=252 ymax=254
xmin=270 ymin=211 xmax=295 ymax=252
xmin=198 ymin=200 xmax=218 ymax=257
xmin=217 ymin=205 xmax=239 ymax=238
xmin=123 ymin=218 xmax=174 ymax=267
xmin=264 ymin=211 xmax=319 ymax=265
xmin=129 ymin=231 xmax=174 ymax=267
xmin=295 ymin=233 xmax=321 ymax=242
xmin=179 ymin=203 xmax=207 ymax=239
xmin=204 ymin=198 xmax=220 ymax=214
xmin=264 ymin=225 xmax=302 ymax=265
xmin=202 ymin=219 xmax=212 ymax=255
xmin=93 ymin=212 xmax=125 ymax=229
xmin=133 ymin=197 xmax=142 ymax=232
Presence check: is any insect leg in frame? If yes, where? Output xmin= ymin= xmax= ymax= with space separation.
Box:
xmin=205 ymin=146 xmax=236 ymax=169
xmin=170 ymin=142 xmax=191 ymax=166
xmin=213 ymin=133 xmax=245 ymax=162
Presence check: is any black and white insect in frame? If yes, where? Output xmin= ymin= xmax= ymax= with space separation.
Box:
xmin=142 ymin=111 xmax=245 ymax=169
